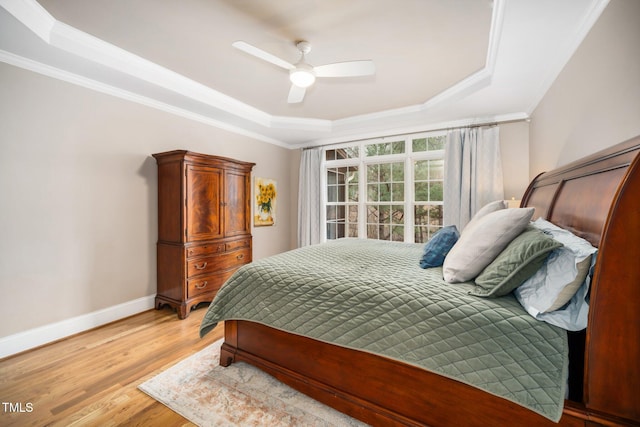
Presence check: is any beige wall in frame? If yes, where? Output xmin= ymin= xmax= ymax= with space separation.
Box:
xmin=0 ymin=63 xmax=297 ymax=337
xmin=529 ymin=0 xmax=640 ymax=177
xmin=499 ymin=121 xmax=530 ymax=200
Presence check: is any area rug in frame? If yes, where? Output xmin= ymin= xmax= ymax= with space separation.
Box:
xmin=138 ymin=340 xmax=367 ymax=426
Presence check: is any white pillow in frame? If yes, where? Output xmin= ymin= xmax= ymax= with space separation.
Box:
xmin=463 ymin=200 xmax=507 ymax=232
xmin=532 ymin=277 xmax=593 ymax=331
xmin=443 ymin=207 xmax=534 ymax=283
xmin=514 ymin=218 xmax=597 ymax=331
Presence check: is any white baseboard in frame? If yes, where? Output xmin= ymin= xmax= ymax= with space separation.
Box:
xmin=0 ymin=295 xmax=156 ymax=359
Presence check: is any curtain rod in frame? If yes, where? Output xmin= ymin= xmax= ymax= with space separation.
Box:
xmin=303 ymin=117 xmax=530 ymax=151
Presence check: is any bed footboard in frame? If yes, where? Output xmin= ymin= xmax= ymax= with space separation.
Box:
xmin=222 ymin=320 xmax=590 ymax=427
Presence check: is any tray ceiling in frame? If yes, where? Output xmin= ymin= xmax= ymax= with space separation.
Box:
xmin=0 ymin=0 xmax=609 ymax=147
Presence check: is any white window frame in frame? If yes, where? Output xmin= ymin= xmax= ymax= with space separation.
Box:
xmin=322 ymin=131 xmax=446 ymax=243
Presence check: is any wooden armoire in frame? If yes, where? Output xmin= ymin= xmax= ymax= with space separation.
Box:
xmin=153 ymin=150 xmax=255 ymax=318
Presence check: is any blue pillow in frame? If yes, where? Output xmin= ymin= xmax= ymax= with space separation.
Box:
xmin=419 ymin=225 xmax=460 ymax=268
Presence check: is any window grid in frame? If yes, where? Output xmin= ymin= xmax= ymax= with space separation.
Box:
xmin=414 ymin=158 xmax=444 ymax=242
xmin=326 ymin=165 xmax=359 ymax=240
xmin=324 ymin=133 xmax=445 ymax=243
xmin=365 ymin=161 xmax=405 ymax=241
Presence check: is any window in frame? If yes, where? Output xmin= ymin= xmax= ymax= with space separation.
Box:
xmin=324 ymin=132 xmax=445 ymax=244
xmin=414 ymin=159 xmax=444 ymax=242
xmin=326 ymin=165 xmax=359 ymax=239
xmin=366 ymin=161 xmax=405 ymax=241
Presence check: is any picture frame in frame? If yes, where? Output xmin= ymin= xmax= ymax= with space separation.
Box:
xmin=254 ymin=177 xmax=277 ymax=226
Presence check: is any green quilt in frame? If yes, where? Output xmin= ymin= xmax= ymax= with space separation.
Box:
xmin=200 ymin=239 xmax=568 ymax=421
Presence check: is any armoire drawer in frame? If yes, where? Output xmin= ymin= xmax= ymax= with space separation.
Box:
xmin=187 ymin=270 xmax=235 ymax=298
xmin=187 ymin=247 xmax=250 ymax=277
xmin=187 ymin=243 xmax=225 ymax=258
xmin=225 ymin=238 xmax=251 ymax=251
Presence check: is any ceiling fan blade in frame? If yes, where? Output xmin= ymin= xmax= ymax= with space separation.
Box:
xmin=288 ymin=84 xmax=306 ymax=103
xmin=314 ymin=60 xmax=375 ymax=78
xmin=232 ymin=41 xmax=295 ymax=70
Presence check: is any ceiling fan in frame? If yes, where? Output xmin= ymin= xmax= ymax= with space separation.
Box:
xmin=232 ymin=40 xmax=375 ymax=103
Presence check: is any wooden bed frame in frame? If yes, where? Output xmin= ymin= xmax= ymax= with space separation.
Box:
xmin=219 ymin=136 xmax=640 ymax=426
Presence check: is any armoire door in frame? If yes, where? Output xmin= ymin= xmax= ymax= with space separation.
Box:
xmin=186 ymin=165 xmax=224 ymax=241
xmin=224 ymin=169 xmax=251 ymax=237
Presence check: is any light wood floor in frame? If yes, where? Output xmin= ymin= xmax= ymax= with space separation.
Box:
xmin=0 ymin=306 xmax=223 ymax=426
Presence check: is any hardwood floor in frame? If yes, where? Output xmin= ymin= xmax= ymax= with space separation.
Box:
xmin=0 ymin=306 xmax=223 ymax=426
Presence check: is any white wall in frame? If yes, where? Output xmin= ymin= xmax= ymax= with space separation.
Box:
xmin=529 ymin=0 xmax=640 ymax=177
xmin=0 ymin=62 xmax=296 ymax=342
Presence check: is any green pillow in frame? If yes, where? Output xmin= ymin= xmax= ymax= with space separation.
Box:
xmin=470 ymin=227 xmax=562 ymax=298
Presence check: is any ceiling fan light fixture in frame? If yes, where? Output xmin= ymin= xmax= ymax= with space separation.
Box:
xmin=290 ymin=66 xmax=316 ymax=88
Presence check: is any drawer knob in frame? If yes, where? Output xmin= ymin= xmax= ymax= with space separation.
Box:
xmin=195 ymin=281 xmax=208 ymax=289
xmin=236 ymin=254 xmax=244 ymax=260
xmin=194 ymin=262 xmax=208 ymax=270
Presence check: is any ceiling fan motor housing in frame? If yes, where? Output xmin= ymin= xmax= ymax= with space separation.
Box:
xmin=296 ymin=41 xmax=312 ymax=55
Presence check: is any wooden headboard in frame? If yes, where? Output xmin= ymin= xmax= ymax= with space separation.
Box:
xmin=521 ymin=135 xmax=640 ymax=424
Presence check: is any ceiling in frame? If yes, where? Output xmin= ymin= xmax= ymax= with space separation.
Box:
xmin=0 ymin=0 xmax=609 ymax=148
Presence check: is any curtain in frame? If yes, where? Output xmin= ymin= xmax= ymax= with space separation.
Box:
xmin=297 ymin=147 xmax=323 ymax=247
xmin=443 ymin=126 xmax=503 ymax=230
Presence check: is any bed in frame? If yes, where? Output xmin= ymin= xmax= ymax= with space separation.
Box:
xmin=200 ymin=135 xmax=640 ymax=427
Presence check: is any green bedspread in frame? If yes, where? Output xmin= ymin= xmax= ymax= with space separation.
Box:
xmin=200 ymin=239 xmax=568 ymax=421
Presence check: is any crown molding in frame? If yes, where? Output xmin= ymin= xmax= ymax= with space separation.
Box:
xmin=0 ymin=0 xmax=54 ymax=41
xmin=295 ymin=112 xmax=530 ymax=149
xmin=51 ymin=20 xmax=275 ymax=128
xmin=269 ymin=115 xmax=332 ymax=132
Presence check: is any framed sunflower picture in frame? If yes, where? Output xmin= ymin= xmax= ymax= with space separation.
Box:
xmin=254 ymin=177 xmax=277 ymax=226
